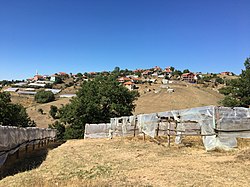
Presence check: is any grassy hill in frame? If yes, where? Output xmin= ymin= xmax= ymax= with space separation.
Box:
xmin=134 ymin=82 xmax=223 ymax=114
xmin=10 ymin=80 xmax=224 ymax=128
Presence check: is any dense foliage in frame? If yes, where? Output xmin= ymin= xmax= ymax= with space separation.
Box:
xmin=49 ymin=105 xmax=58 ymax=119
xmin=57 ymin=76 xmax=139 ymax=139
xmin=220 ymin=57 xmax=250 ymax=107
xmin=0 ymin=92 xmax=36 ymax=127
xmin=35 ymin=90 xmax=55 ymax=103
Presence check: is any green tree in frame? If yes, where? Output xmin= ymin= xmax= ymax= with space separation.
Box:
xmin=172 ymin=70 xmax=182 ymax=76
xmin=113 ymin=66 xmax=120 ymax=73
xmin=183 ymin=69 xmax=190 ymax=73
xmin=215 ymin=77 xmax=224 ymax=84
xmin=49 ymin=121 xmax=65 ymax=140
xmin=77 ymin=73 xmax=83 ymax=78
xmin=170 ymin=66 xmax=175 ymax=72
xmin=0 ymin=92 xmax=36 ymax=127
xmin=35 ymin=90 xmax=55 ymax=103
xmin=220 ymin=57 xmax=250 ymax=107
xmin=49 ymin=105 xmax=58 ymax=119
xmin=58 ymin=75 xmax=139 ymax=139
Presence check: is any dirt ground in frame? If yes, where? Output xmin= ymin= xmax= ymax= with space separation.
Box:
xmin=0 ymin=137 xmax=249 ymax=187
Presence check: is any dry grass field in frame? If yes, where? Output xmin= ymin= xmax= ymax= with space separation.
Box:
xmin=0 ymin=137 xmax=249 ymax=187
xmin=134 ymin=82 xmax=223 ymax=114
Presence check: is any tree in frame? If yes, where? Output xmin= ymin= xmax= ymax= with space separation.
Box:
xmin=0 ymin=92 xmax=36 ymax=127
xmin=172 ymin=70 xmax=182 ymax=76
xmin=113 ymin=66 xmax=120 ymax=72
xmin=220 ymin=57 xmax=250 ymax=107
xmin=58 ymin=75 xmax=139 ymax=139
xmin=76 ymin=73 xmax=83 ymax=78
xmin=183 ymin=69 xmax=190 ymax=73
xmin=49 ymin=121 xmax=65 ymax=140
xmin=170 ymin=66 xmax=175 ymax=72
xmin=49 ymin=105 xmax=58 ymax=119
xmin=38 ymin=108 xmax=44 ymax=115
xmin=35 ymin=90 xmax=55 ymax=103
xmin=54 ymin=76 xmax=63 ymax=84
xmin=215 ymin=77 xmax=224 ymax=84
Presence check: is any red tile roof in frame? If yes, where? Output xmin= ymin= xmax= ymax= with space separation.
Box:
xmin=123 ymin=81 xmax=133 ymax=85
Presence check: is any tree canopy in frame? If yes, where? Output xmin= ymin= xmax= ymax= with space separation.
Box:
xmin=0 ymin=92 xmax=36 ymax=127
xmin=58 ymin=75 xmax=139 ymax=139
xmin=35 ymin=90 xmax=55 ymax=103
xmin=220 ymin=57 xmax=250 ymax=107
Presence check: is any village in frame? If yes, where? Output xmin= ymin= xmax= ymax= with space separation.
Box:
xmin=0 ymin=66 xmax=235 ymax=96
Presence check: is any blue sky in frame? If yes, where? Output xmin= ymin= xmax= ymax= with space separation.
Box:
xmin=0 ymin=0 xmax=249 ymax=80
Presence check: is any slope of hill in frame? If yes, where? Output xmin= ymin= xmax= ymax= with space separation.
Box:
xmin=10 ymin=81 xmax=224 ymax=128
xmin=0 ymin=137 xmax=249 ymax=186
xmin=25 ymin=98 xmax=71 ymax=128
xmin=134 ymin=82 xmax=224 ymax=114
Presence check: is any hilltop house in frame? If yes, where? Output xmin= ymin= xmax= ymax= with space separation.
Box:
xmin=154 ymin=66 xmax=162 ymax=72
xmin=33 ymin=75 xmax=44 ymax=81
xmin=181 ymin=72 xmax=195 ymax=83
xmin=58 ymin=72 xmax=69 ymax=77
xmin=50 ymin=74 xmax=61 ymax=82
xmin=220 ymin=72 xmax=233 ymax=76
xmin=123 ymin=81 xmax=135 ymax=91
xmin=164 ymin=67 xmax=172 ymax=74
xmin=142 ymin=70 xmax=153 ymax=77
xmin=117 ymin=77 xmax=131 ymax=83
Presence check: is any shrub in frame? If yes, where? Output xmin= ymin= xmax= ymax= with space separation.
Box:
xmin=49 ymin=121 xmax=65 ymax=140
xmin=220 ymin=96 xmax=241 ymax=107
xmin=38 ymin=108 xmax=44 ymax=114
xmin=49 ymin=105 xmax=58 ymax=119
xmin=0 ymin=92 xmax=36 ymax=127
xmin=35 ymin=90 xmax=55 ymax=103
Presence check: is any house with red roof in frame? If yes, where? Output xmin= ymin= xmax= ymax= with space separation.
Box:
xmin=154 ymin=66 xmax=162 ymax=72
xmin=181 ymin=72 xmax=195 ymax=83
xmin=164 ymin=67 xmax=173 ymax=74
xmin=142 ymin=70 xmax=153 ymax=76
xmin=133 ymin=69 xmax=143 ymax=73
xmin=220 ymin=72 xmax=233 ymax=76
xmin=123 ymin=81 xmax=135 ymax=91
xmin=34 ymin=75 xmax=44 ymax=81
xmin=58 ymin=72 xmax=69 ymax=77
xmin=117 ymin=77 xmax=131 ymax=83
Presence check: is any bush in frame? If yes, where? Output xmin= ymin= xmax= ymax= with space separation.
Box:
xmin=49 ymin=105 xmax=58 ymax=119
xmin=215 ymin=77 xmax=224 ymax=84
xmin=0 ymin=92 xmax=36 ymax=127
xmin=218 ymin=87 xmax=232 ymax=95
xmin=219 ymin=57 xmax=250 ymax=107
xmin=35 ymin=90 xmax=55 ymax=103
xmin=49 ymin=121 xmax=65 ymax=140
xmin=220 ymin=96 xmax=241 ymax=107
xmin=38 ymin=108 xmax=44 ymax=114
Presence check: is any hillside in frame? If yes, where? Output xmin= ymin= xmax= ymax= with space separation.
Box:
xmin=0 ymin=137 xmax=249 ymax=186
xmin=134 ymin=82 xmax=223 ymax=114
xmin=25 ymin=98 xmax=71 ymax=128
xmin=10 ymin=81 xmax=224 ymax=128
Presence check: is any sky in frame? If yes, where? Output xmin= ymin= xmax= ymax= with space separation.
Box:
xmin=0 ymin=0 xmax=249 ymax=80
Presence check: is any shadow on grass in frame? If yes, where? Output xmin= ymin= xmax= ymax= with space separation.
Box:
xmin=0 ymin=141 xmax=65 ymax=180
